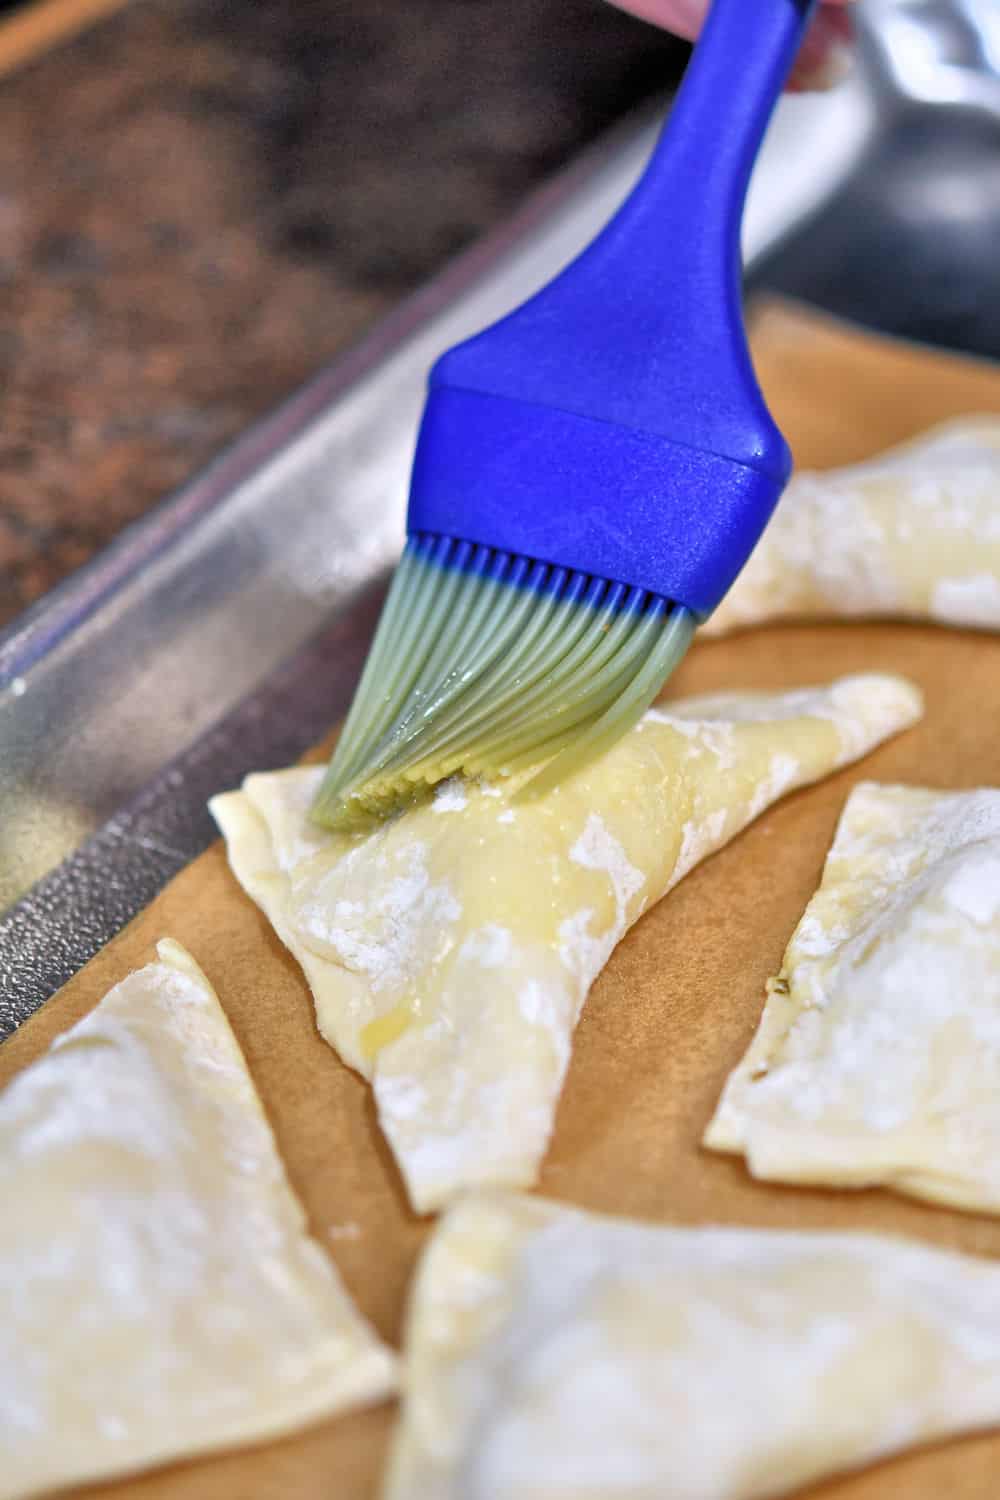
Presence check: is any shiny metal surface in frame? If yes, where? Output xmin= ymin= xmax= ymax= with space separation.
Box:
xmin=2 ymin=0 xmax=993 ymax=1032
xmin=756 ymin=0 xmax=1000 ymax=356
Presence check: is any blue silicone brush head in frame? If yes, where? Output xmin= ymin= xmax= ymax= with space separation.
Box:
xmin=313 ymin=0 xmax=816 ymax=829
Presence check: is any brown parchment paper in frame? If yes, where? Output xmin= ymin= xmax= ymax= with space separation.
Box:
xmin=5 ymin=298 xmax=1000 ymax=1500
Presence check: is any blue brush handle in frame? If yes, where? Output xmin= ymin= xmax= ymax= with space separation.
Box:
xmin=409 ymin=0 xmax=819 ymax=616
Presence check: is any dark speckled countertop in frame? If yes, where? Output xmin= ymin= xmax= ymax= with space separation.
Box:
xmin=0 ymin=0 xmax=682 ymax=627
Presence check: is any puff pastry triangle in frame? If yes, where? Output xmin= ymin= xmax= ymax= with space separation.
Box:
xmin=384 ymin=1191 xmax=1000 ymax=1500
xmin=1 ymin=939 xmax=396 ymax=1500
xmin=705 ymin=418 xmax=1000 ymax=634
xmin=705 ymin=782 xmax=1000 ymax=1213
xmin=212 ymin=673 xmax=920 ymax=1212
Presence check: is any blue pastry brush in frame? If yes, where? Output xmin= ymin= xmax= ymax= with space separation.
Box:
xmin=313 ymin=0 xmax=817 ymax=829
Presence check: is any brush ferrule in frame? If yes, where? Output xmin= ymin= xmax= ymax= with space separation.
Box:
xmin=408 ymin=385 xmax=789 ymax=618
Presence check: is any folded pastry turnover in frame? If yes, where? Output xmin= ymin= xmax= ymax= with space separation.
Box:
xmin=1 ymin=939 xmax=397 ymax=1500
xmin=705 ymin=418 xmax=1000 ymax=634
xmin=706 ymin=782 xmax=1000 ymax=1213
xmin=211 ymin=674 xmax=920 ymax=1212
xmin=385 ymin=1192 xmax=1000 ymax=1500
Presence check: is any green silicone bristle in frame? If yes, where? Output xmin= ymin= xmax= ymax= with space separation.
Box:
xmin=311 ymin=537 xmax=697 ymax=830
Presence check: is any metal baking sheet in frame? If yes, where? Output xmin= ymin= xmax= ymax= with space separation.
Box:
xmin=8 ymin=0 xmax=997 ymax=1035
